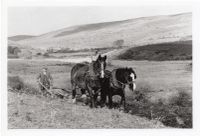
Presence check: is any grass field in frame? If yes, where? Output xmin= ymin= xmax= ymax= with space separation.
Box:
xmin=7 ymin=58 xmax=192 ymax=128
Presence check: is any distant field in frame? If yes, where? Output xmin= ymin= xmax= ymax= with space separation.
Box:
xmin=117 ymin=40 xmax=192 ymax=61
xmin=7 ymin=59 xmax=192 ymax=128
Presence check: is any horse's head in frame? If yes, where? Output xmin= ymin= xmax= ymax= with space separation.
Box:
xmin=124 ymin=67 xmax=137 ymax=91
xmin=93 ymin=55 xmax=107 ymax=78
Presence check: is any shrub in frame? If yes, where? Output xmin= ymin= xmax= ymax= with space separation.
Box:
xmin=8 ymin=46 xmax=21 ymax=58
xmin=113 ymin=39 xmax=124 ymax=48
xmin=8 ymin=76 xmax=24 ymax=91
xmin=8 ymin=76 xmax=40 ymax=95
xmin=36 ymin=52 xmax=42 ymax=55
xmin=43 ymin=52 xmax=49 ymax=57
xmin=127 ymin=89 xmax=192 ymax=128
xmin=8 ymin=46 xmax=21 ymax=55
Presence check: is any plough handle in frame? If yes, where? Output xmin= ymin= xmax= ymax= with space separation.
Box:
xmin=38 ymin=81 xmax=52 ymax=95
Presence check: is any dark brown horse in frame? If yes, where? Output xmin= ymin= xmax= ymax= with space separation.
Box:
xmin=101 ymin=68 xmax=137 ymax=109
xmin=71 ymin=55 xmax=107 ymax=108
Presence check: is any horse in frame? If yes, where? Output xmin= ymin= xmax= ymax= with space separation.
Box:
xmin=100 ymin=67 xmax=137 ymax=109
xmin=70 ymin=55 xmax=107 ymax=108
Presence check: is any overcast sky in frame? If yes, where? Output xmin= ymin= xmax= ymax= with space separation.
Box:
xmin=8 ymin=6 xmax=192 ymax=36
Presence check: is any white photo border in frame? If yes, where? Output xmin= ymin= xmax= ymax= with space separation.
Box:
xmin=1 ymin=0 xmax=200 ymax=136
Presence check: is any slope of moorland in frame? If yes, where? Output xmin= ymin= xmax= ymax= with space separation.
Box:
xmin=117 ymin=40 xmax=192 ymax=61
xmin=13 ymin=13 xmax=191 ymax=51
xmin=8 ymin=35 xmax=36 ymax=41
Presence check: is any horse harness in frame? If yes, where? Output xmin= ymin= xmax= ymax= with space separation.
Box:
xmin=110 ymin=69 xmax=135 ymax=90
xmin=85 ymin=69 xmax=101 ymax=95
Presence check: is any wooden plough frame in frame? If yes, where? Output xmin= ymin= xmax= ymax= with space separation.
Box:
xmin=38 ymin=81 xmax=71 ymax=98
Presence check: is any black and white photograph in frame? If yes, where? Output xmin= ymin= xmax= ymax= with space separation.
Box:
xmin=1 ymin=0 xmax=200 ymax=135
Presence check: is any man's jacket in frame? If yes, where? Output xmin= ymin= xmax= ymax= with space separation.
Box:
xmin=37 ymin=72 xmax=53 ymax=86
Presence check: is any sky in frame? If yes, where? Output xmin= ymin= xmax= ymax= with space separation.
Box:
xmin=8 ymin=6 xmax=192 ymax=36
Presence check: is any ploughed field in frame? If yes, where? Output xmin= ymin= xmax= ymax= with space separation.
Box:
xmin=7 ymin=59 xmax=192 ymax=128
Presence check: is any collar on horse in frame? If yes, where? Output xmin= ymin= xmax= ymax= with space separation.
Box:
xmin=110 ymin=69 xmax=135 ymax=89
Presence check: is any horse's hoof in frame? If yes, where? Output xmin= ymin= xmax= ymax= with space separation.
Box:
xmin=51 ymin=95 xmax=55 ymax=99
xmin=100 ymin=104 xmax=106 ymax=108
xmin=97 ymin=105 xmax=101 ymax=108
xmin=108 ymin=106 xmax=113 ymax=109
xmin=81 ymin=94 xmax=87 ymax=99
xmin=119 ymin=107 xmax=124 ymax=111
xmin=127 ymin=110 xmax=131 ymax=113
xmin=82 ymin=103 xmax=86 ymax=106
xmin=89 ymin=105 xmax=94 ymax=108
xmin=72 ymin=98 xmax=76 ymax=104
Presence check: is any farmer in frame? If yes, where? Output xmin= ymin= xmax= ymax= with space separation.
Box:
xmin=91 ymin=50 xmax=100 ymax=62
xmin=37 ymin=67 xmax=53 ymax=95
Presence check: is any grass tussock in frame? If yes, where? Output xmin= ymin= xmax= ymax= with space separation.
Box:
xmin=127 ymin=88 xmax=192 ymax=128
xmin=8 ymin=76 xmax=41 ymax=95
xmin=8 ymin=76 xmax=24 ymax=91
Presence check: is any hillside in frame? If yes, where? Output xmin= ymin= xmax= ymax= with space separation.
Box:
xmin=14 ymin=12 xmax=191 ymax=50
xmin=8 ymin=40 xmax=21 ymax=46
xmin=8 ymin=35 xmax=36 ymax=41
xmin=117 ymin=40 xmax=192 ymax=61
xmin=8 ymin=91 xmax=165 ymax=128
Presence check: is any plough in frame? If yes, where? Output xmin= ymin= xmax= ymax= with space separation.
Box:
xmin=38 ymin=81 xmax=71 ymax=98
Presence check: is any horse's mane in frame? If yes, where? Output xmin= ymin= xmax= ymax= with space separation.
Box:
xmin=88 ymin=61 xmax=98 ymax=76
xmin=88 ymin=55 xmax=107 ymax=77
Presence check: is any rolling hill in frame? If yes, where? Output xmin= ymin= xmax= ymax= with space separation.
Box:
xmin=12 ymin=12 xmax=191 ymax=51
xmin=117 ymin=40 xmax=192 ymax=61
xmin=8 ymin=35 xmax=36 ymax=41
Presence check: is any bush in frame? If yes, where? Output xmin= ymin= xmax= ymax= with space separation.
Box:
xmin=127 ymin=89 xmax=192 ymax=128
xmin=8 ymin=46 xmax=21 ymax=58
xmin=113 ymin=39 xmax=124 ymax=48
xmin=43 ymin=52 xmax=50 ymax=57
xmin=36 ymin=52 xmax=42 ymax=55
xmin=8 ymin=76 xmax=24 ymax=91
xmin=8 ymin=46 xmax=21 ymax=55
xmin=8 ymin=76 xmax=41 ymax=95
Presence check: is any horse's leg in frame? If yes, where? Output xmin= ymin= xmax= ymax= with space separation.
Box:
xmin=90 ymin=92 xmax=95 ymax=108
xmin=81 ymin=89 xmax=86 ymax=95
xmin=100 ymin=87 xmax=106 ymax=107
xmin=93 ymin=92 xmax=98 ymax=108
xmin=99 ymin=78 xmax=106 ymax=107
xmin=120 ymin=89 xmax=126 ymax=110
xmin=71 ymin=82 xmax=77 ymax=103
xmin=108 ymin=88 xmax=113 ymax=109
xmin=87 ymin=85 xmax=95 ymax=108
